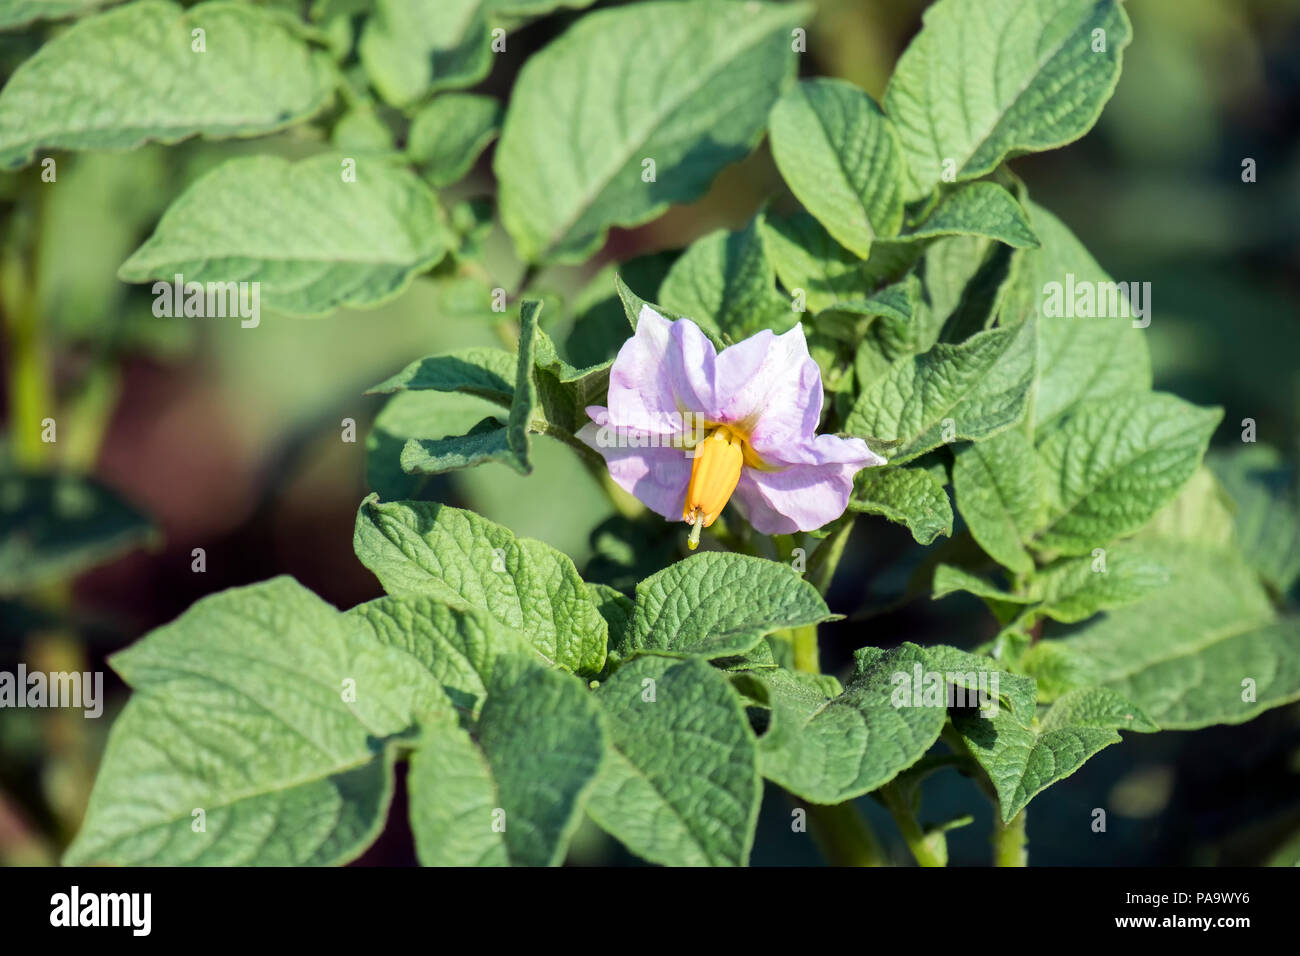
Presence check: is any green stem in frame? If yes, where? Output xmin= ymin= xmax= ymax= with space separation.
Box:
xmin=803 ymin=800 xmax=888 ymax=867
xmin=993 ymin=810 xmax=1028 ymax=866
xmin=791 ymin=623 xmax=820 ymax=674
xmin=879 ymin=783 xmax=945 ymax=867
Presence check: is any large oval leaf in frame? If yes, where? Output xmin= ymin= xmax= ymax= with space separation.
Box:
xmin=495 ymin=0 xmax=808 ymax=263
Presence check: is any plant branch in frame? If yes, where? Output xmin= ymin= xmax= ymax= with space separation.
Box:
xmin=879 ymin=782 xmax=946 ymax=867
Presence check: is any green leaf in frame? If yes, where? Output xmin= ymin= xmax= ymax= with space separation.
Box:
xmin=0 ymin=473 xmax=155 ymax=596
xmin=366 ymin=390 xmax=499 ymax=499
xmin=884 ymin=0 xmax=1131 ymax=198
xmin=332 ymin=105 xmax=396 ymax=153
xmin=616 ymin=553 xmax=835 ymax=662
xmin=367 ymin=346 xmax=515 ymax=403
xmin=1134 ymin=465 xmax=1236 ymax=550
xmin=1023 ymin=544 xmax=1300 ymax=728
xmin=1210 ymin=445 xmax=1300 ymax=595
xmin=955 ymin=686 xmax=1155 ymax=823
xmin=399 ymin=416 xmax=517 ymax=476
xmin=932 ymin=563 xmax=1027 ymax=606
xmin=615 ymin=273 xmax=687 ymax=326
xmin=0 ymin=0 xmax=117 ymax=30
xmin=354 ymin=496 xmax=607 ymax=675
xmin=1034 ymin=544 xmax=1170 ymax=624
xmin=398 ymin=299 xmax=542 ymax=476
xmin=408 ymin=93 xmax=503 ymax=187
xmin=762 ymin=212 xmax=869 ymax=313
xmin=408 ymin=657 xmax=605 ymax=866
xmin=658 ymin=217 xmax=792 ymax=338
xmin=0 ymin=1 xmax=336 ymax=169
xmin=848 ymin=465 xmax=953 ymax=545
xmin=747 ymin=645 xmax=946 ymax=803
xmin=358 ymin=0 xmax=491 ymax=107
xmin=904 ymin=183 xmax=1039 ymax=248
xmin=952 ymin=427 xmax=1044 ymax=575
xmin=344 ymin=595 xmax=537 ymax=718
xmin=1003 ymin=202 xmax=1151 ymax=429
xmin=768 ymin=78 xmax=903 ymax=258
xmin=587 ymin=656 xmax=759 ymax=866
xmin=495 ymin=0 xmax=807 ymax=263
xmin=119 ymin=154 xmax=453 ymax=315
xmin=1031 ymin=392 xmax=1222 ymax=556
xmin=922 ymin=642 xmax=1037 ymax=718
xmin=845 ymin=316 xmax=1037 ymax=464
xmin=65 ymin=577 xmax=410 ymax=865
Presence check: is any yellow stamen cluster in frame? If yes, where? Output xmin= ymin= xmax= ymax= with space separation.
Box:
xmin=683 ymin=426 xmax=745 ymax=550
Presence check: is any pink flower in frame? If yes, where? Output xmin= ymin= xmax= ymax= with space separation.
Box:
xmin=578 ymin=306 xmax=885 ymax=546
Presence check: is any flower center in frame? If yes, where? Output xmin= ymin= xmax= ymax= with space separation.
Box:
xmin=683 ymin=425 xmax=745 ymax=549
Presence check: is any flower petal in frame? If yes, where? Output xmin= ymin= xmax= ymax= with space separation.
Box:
xmin=731 ymin=435 xmax=883 ymax=533
xmin=603 ymin=306 xmax=717 ymax=434
xmin=713 ymin=323 xmax=822 ymax=446
xmin=578 ymin=422 xmax=692 ymax=520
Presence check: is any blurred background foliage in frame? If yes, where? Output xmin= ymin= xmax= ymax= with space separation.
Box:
xmin=1 ymin=0 xmax=1298 ymax=866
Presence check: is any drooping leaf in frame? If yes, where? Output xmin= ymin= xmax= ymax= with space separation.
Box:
xmin=119 ymin=154 xmax=453 ymax=315
xmin=587 ymin=656 xmax=760 ymax=866
xmin=0 ymin=1 xmax=336 ymax=169
xmin=495 ymin=0 xmax=807 ymax=263
xmin=848 ymin=465 xmax=953 ymax=545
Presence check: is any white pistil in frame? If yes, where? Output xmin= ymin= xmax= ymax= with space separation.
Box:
xmin=687 ymin=511 xmax=704 ymax=550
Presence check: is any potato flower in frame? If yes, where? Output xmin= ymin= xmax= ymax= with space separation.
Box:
xmin=579 ymin=306 xmax=885 ymax=548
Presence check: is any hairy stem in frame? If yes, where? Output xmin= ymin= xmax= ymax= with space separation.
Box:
xmin=879 ymin=783 xmax=945 ymax=867
xmin=993 ymin=810 xmax=1028 ymax=866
